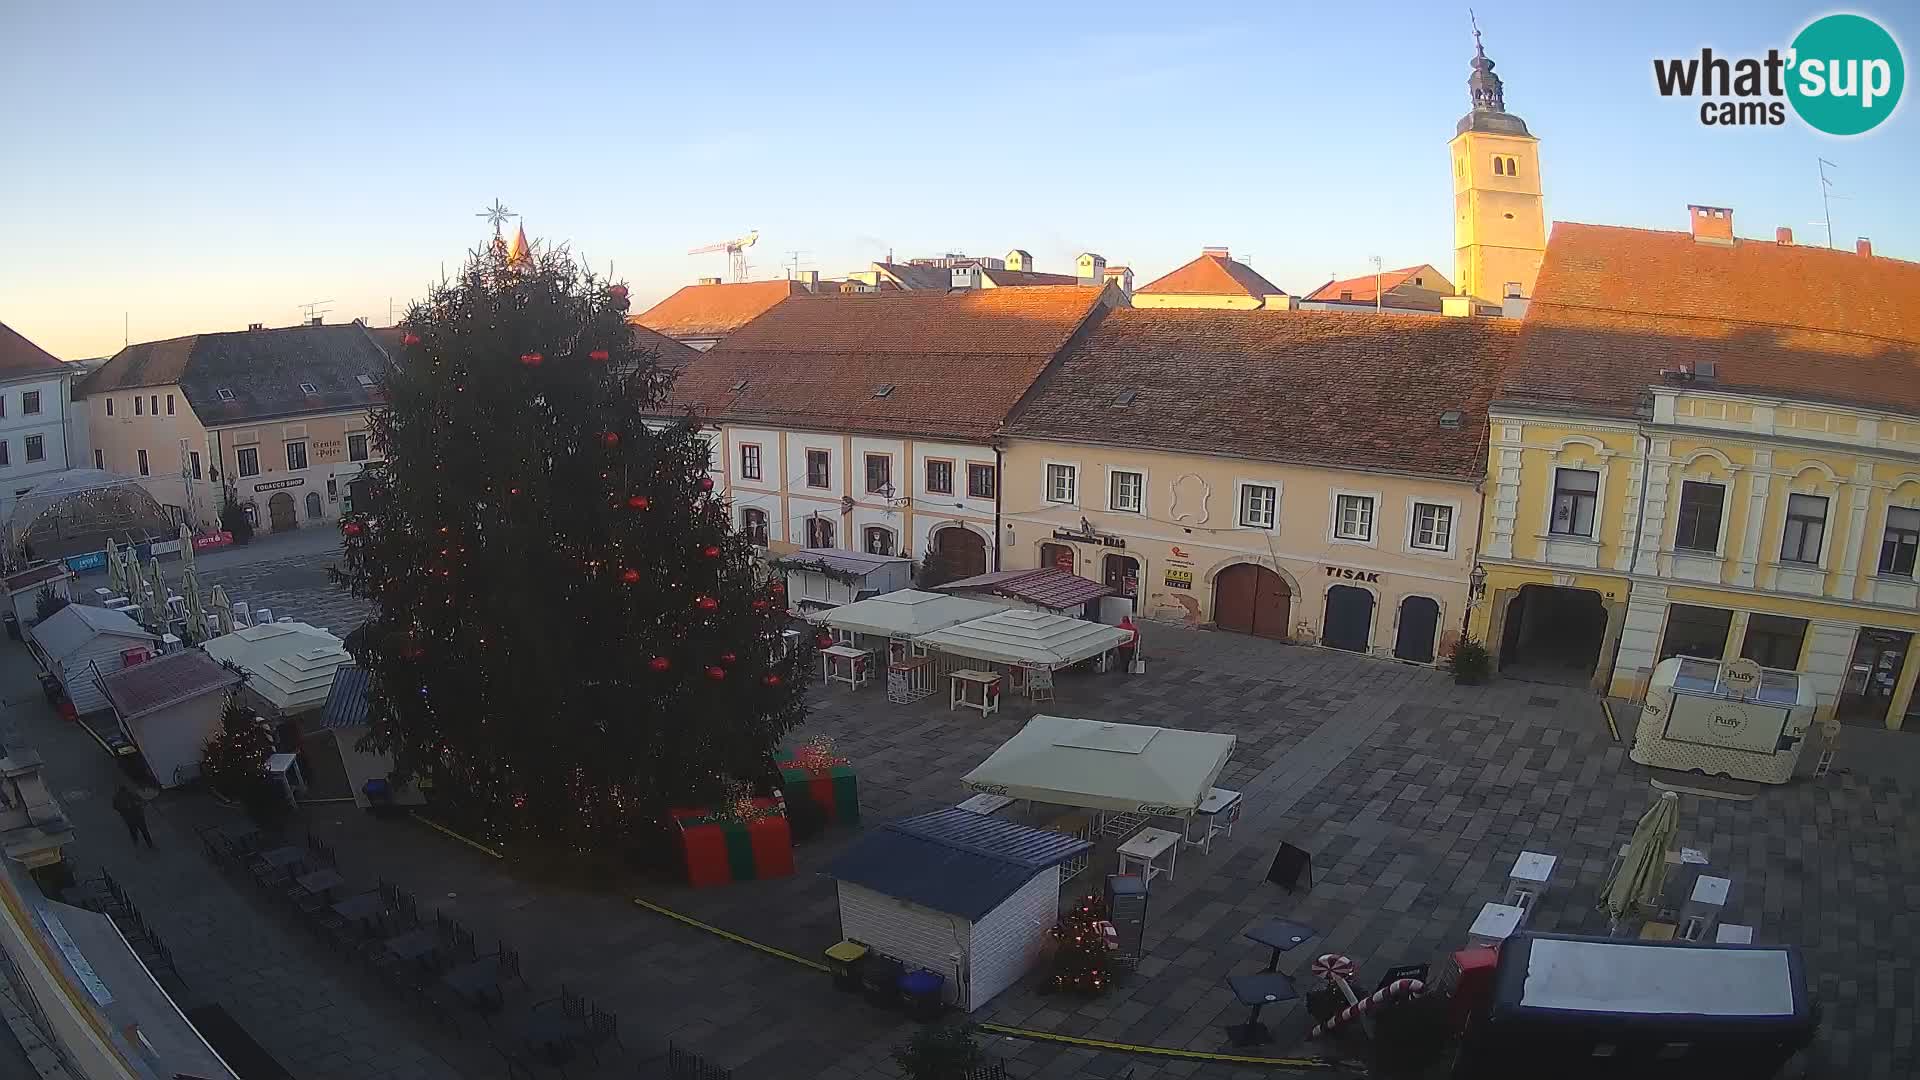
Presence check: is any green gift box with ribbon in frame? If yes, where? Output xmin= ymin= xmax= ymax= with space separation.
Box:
xmin=777 ymin=743 xmax=861 ymax=826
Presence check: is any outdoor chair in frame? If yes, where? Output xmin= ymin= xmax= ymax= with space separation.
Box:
xmin=436 ymin=910 xmax=455 ymax=940
xmin=450 ymin=924 xmax=478 ymax=964
xmin=583 ymin=1005 xmax=620 ymax=1062
xmin=379 ymin=878 xmax=400 ymax=906
xmin=498 ymin=946 xmax=528 ymax=990
xmin=665 ymin=1042 xmax=732 ymax=1080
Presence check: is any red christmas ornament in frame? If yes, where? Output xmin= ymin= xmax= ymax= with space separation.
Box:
xmin=751 ymin=599 xmax=769 ymax=611
xmin=520 ymin=352 xmax=544 ymax=367
xmin=701 ymin=545 xmax=721 ymax=559
xmin=770 ymin=582 xmax=785 ymax=596
xmin=762 ymin=673 xmax=783 ymax=688
xmin=719 ymin=652 xmax=738 ymax=665
xmin=608 ymin=284 xmax=629 ymax=300
xmin=589 ymin=349 xmax=610 ymax=362
xmin=815 ymin=632 xmax=833 ymax=649
xmin=401 ymin=332 xmax=421 ymax=347
xmin=342 ymin=521 xmax=363 ymax=537
xmin=648 ymin=656 xmax=671 ymax=672
xmin=705 ymin=666 xmax=726 ymax=682
xmin=698 ymin=476 xmax=715 ymax=492
xmin=627 ymin=495 xmax=650 ymax=510
xmin=509 ymin=487 xmax=521 ymax=496
xmin=695 ymin=595 xmax=719 ymax=612
xmin=621 ymin=568 xmax=641 ymax=584
xmin=601 ymin=431 xmax=620 ymax=449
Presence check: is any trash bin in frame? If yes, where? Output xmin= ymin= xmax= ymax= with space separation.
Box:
xmin=38 ymin=672 xmax=61 ymax=705
xmin=824 ymin=940 xmax=868 ymax=993
xmin=898 ymin=969 xmax=945 ymax=1021
xmin=3 ymin=611 xmax=18 ymax=640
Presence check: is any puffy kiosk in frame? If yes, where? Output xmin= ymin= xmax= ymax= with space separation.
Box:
xmin=1630 ymin=657 xmax=1817 ymax=784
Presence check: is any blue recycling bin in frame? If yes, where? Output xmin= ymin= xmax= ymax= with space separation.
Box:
xmin=898 ymin=969 xmax=945 ymax=1021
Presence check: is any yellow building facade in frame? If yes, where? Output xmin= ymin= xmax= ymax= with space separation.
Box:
xmin=1449 ymin=32 xmax=1546 ymax=306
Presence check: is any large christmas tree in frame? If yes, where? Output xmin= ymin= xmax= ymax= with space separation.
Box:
xmin=330 ymin=239 xmax=815 ymax=852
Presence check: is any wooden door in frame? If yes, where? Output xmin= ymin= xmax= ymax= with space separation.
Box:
xmin=268 ymin=492 xmax=297 ymax=532
xmin=935 ymin=527 xmax=988 ymax=577
xmin=1324 ymin=585 xmax=1375 ymax=653
xmin=1213 ymin=564 xmax=1291 ymax=639
xmin=1394 ymin=596 xmax=1441 ymax=663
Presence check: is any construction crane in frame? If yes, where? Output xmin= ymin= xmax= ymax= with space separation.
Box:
xmin=688 ymin=230 xmax=759 ymax=283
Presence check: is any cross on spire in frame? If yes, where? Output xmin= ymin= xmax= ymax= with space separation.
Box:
xmin=1466 ymin=11 xmax=1506 ymax=113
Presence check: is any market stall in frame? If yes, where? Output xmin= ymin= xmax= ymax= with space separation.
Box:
xmin=826 ymin=807 xmax=1091 ymax=1012
xmin=27 ymin=604 xmax=160 ymax=715
xmin=1630 ymin=657 xmax=1818 ymax=784
xmin=99 ymin=649 xmax=242 ymax=789
xmin=962 ymin=714 xmax=1236 ymax=818
xmin=779 ymin=548 xmax=912 ymax=611
xmin=915 ymin=608 xmax=1130 ymax=682
xmin=935 ymin=567 xmax=1114 ymax=619
xmin=817 ymin=590 xmax=1005 ymax=703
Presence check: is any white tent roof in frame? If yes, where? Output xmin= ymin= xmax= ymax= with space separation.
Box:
xmin=962 ymin=715 xmax=1236 ymax=816
xmin=915 ymin=608 xmax=1128 ymax=670
xmin=817 ymin=589 xmax=1004 ymax=640
xmin=28 ymin=604 xmax=157 ymax=663
xmin=202 ymin=621 xmax=352 ymax=713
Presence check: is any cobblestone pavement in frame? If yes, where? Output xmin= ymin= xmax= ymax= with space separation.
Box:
xmin=16 ymin=536 xmax=1918 ymax=1078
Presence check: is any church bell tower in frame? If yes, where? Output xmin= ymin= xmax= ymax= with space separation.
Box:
xmin=1449 ymin=23 xmax=1546 ymax=306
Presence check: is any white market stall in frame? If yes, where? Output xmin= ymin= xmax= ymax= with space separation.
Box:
xmin=962 ymin=715 xmax=1235 ymax=817
xmin=27 ymin=604 xmax=160 ymax=715
xmin=780 ymin=548 xmax=913 ymax=611
xmin=202 ymin=621 xmax=354 ymax=720
xmin=99 ymin=649 xmax=242 ymax=789
xmin=2 ymin=563 xmax=71 ymax=628
xmin=1630 ymin=656 xmax=1819 ymax=784
xmin=916 ymin=608 xmax=1130 ymax=702
xmin=817 ymin=590 xmax=1006 ymax=702
xmin=826 ymin=807 xmax=1092 ymax=1012
xmin=318 ymin=666 xmax=423 ymax=809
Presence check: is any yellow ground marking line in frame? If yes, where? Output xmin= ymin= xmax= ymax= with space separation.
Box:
xmin=631 ymin=898 xmax=1344 ymax=1071
xmin=410 ymin=812 xmax=505 ymax=859
xmin=1601 ymin=698 xmax=1621 ymax=742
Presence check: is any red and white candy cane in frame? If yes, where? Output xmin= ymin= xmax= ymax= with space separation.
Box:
xmin=1310 ymin=954 xmax=1357 ymax=983
xmin=1310 ymin=978 xmax=1427 ymax=1038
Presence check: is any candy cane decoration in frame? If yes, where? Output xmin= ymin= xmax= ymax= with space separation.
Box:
xmin=1310 ymin=978 xmax=1427 ymax=1038
xmin=1310 ymin=953 xmax=1357 ymax=982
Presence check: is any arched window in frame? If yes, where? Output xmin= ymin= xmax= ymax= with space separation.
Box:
xmin=1505 ymin=156 xmax=1519 ymax=177
xmin=863 ymin=526 xmax=895 ymax=556
xmin=805 ymin=516 xmax=835 ymax=548
xmin=741 ymin=507 xmax=769 ymax=547
xmin=1492 ymin=156 xmax=1506 ymax=176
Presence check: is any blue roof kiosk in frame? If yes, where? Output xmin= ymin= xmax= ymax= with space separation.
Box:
xmin=827 ymin=808 xmax=1091 ymax=1012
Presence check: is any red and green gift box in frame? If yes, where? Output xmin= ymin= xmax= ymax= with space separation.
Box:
xmin=670 ymin=799 xmax=795 ymax=887
xmin=776 ymin=743 xmax=860 ymax=826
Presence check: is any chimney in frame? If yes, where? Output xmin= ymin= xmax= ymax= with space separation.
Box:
xmin=697 ymin=276 xmax=723 ymax=286
xmin=1201 ymin=246 xmax=1231 ymax=260
xmin=1688 ymin=204 xmax=1735 ymax=246
xmin=1857 ymin=238 xmax=1874 ymax=258
xmin=1443 ymin=295 xmax=1477 ymax=318
xmin=309 ymin=316 xmax=323 ymax=326
xmin=1776 ymin=226 xmax=1794 ymax=246
xmin=793 ymin=270 xmax=819 ymax=289
xmin=247 ymin=322 xmax=264 ymax=331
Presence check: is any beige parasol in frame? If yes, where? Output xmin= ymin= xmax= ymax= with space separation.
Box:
xmin=183 ymin=566 xmax=209 ymax=643
xmin=209 ymin=584 xmax=235 ymax=635
xmin=1600 ymin=790 xmax=1680 ymax=935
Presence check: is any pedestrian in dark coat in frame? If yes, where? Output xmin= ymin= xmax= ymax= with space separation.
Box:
xmin=112 ymin=786 xmax=154 ymax=849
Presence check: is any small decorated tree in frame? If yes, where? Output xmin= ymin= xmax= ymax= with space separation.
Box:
xmin=1048 ymin=893 xmax=1115 ymax=994
xmin=201 ymin=682 xmax=283 ymax=821
xmin=220 ymin=489 xmax=254 ymax=545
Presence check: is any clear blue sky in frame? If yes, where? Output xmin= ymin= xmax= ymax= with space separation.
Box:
xmin=5 ymin=0 xmax=1914 ymax=358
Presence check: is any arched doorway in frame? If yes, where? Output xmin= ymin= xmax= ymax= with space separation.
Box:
xmin=1212 ymin=563 xmax=1291 ymax=639
xmin=1039 ymin=542 xmax=1074 ymax=573
xmin=305 ymin=491 xmax=323 ymax=520
xmin=268 ymin=491 xmax=297 ymax=532
xmin=1499 ymin=584 xmax=1607 ymax=685
xmin=933 ymin=526 xmax=988 ymax=577
xmin=1394 ymin=596 xmax=1441 ymax=663
xmin=1323 ymin=585 xmax=1375 ymax=653
xmin=1103 ymin=554 xmax=1140 ymax=609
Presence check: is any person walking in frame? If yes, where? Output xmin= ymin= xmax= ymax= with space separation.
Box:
xmin=112 ymin=786 xmax=155 ymax=849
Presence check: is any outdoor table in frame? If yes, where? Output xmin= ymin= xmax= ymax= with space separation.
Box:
xmin=820 ymin=644 xmax=872 ymax=690
xmin=252 ymin=845 xmax=306 ymax=870
xmin=441 ymin=959 xmax=504 ymax=1007
xmin=1244 ymin=918 xmax=1317 ymax=973
xmin=1506 ymin=850 xmax=1557 ymax=910
xmin=1225 ymin=971 xmax=1298 ymax=1046
xmin=294 ymin=868 xmax=346 ymax=899
xmin=1467 ymin=902 xmax=1525 ymax=948
xmin=1116 ymin=826 xmax=1182 ymax=885
xmin=212 ymin=823 xmax=261 ymax=850
xmin=93 ymin=588 xmax=115 ymax=603
xmin=947 ymin=669 xmax=1001 ymax=716
xmin=331 ymin=892 xmax=387 ymax=925
xmin=956 ymin=793 xmax=1014 ymax=816
xmin=1185 ymin=786 xmax=1242 ymax=852
xmin=382 ymin=928 xmax=441 ymax=966
xmin=105 ymin=596 xmax=131 ymax=609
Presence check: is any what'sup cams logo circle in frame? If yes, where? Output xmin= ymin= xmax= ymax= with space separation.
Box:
xmin=1653 ymin=12 xmax=1904 ymax=135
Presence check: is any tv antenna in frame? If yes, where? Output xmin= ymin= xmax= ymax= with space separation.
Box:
xmin=782 ymin=250 xmax=812 ymax=279
xmin=1816 ymin=158 xmax=1848 ymax=249
xmin=298 ymin=299 xmax=334 ymax=323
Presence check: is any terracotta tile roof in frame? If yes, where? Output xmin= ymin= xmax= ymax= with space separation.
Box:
xmin=1135 ymin=252 xmax=1286 ymax=298
xmin=1006 ymin=308 xmax=1518 ymax=481
xmin=0 ymin=321 xmax=67 ymax=378
xmin=981 ymin=268 xmax=1083 ymax=287
xmin=872 ymin=263 xmax=954 ymax=291
xmin=80 ymin=324 xmax=392 ymax=425
xmin=632 ymin=280 xmax=802 ymax=341
xmin=668 ymin=286 xmax=1111 ymax=442
xmin=77 ymin=334 xmax=200 ymax=394
xmin=1305 ymin=265 xmax=1448 ymax=303
xmin=1503 ymin=223 xmax=1920 ymax=418
xmin=936 ymin=567 xmax=1114 ymax=608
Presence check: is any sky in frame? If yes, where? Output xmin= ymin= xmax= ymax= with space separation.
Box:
xmin=4 ymin=0 xmax=1916 ymax=359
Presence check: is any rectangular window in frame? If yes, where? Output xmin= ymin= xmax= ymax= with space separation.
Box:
xmin=136 ymin=447 xmax=148 ymax=475
xmin=1780 ymin=493 xmax=1827 ymax=564
xmin=1239 ymin=484 xmax=1277 ymax=529
xmin=805 ymin=516 xmax=834 ymax=548
xmin=93 ymin=448 xmax=103 ymax=469
xmin=1108 ymin=470 xmax=1144 ymax=513
xmin=740 ymin=508 xmax=769 ymax=547
xmin=24 ymin=435 xmax=43 ymax=463
xmin=1411 ymin=502 xmax=1453 ymax=551
xmin=1335 ymin=493 xmax=1375 ymax=541
xmin=967 ymin=463 xmax=996 ymax=500
xmin=348 ymin=433 xmax=369 ymax=462
xmin=1673 ymin=481 xmax=1726 ymax=553
xmin=864 ymin=526 xmax=894 ymax=556
xmin=805 ymin=449 xmax=831 ymax=489
xmin=1880 ymin=506 xmax=1920 ymax=577
xmin=0 ymin=396 xmax=6 ymax=417
xmin=135 ymin=396 xmax=144 ymax=415
xmin=21 ymin=391 xmax=40 ymax=415
xmin=150 ymin=395 xmax=158 ymax=415
xmin=106 ymin=398 xmax=114 ymax=417
xmin=0 ymin=442 xmax=8 ymax=467
xmin=1046 ymin=463 xmax=1077 ymax=505
xmin=739 ymin=444 xmax=761 ymax=480
xmin=925 ymin=459 xmax=953 ymax=495
xmin=190 ymin=451 xmax=202 ymax=480
xmin=1742 ymin=614 xmax=1810 ymax=670
xmin=237 ymin=447 xmax=260 ymax=478
xmin=1658 ymin=604 xmax=1733 ymax=662
xmin=1550 ymin=468 xmax=1600 ymax=537
xmin=865 ymin=453 xmax=891 ymax=494
xmin=166 ymin=393 xmax=175 ymax=415
xmin=286 ymin=440 xmax=309 ymax=471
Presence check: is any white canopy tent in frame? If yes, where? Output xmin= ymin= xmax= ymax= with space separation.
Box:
xmin=962 ymin=715 xmax=1236 ymax=816
xmin=817 ymin=589 xmax=1005 ymax=641
xmin=915 ymin=608 xmax=1128 ymax=671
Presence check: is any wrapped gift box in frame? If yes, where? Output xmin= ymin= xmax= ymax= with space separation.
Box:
xmin=776 ymin=743 xmax=860 ymax=826
xmin=670 ymin=799 xmax=795 ymax=886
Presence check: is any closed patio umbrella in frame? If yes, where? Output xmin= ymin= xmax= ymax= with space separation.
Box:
xmin=1600 ymin=790 xmax=1680 ymax=935
xmin=105 ymin=536 xmax=122 ymax=594
xmin=148 ymin=555 xmax=168 ymax=630
xmin=178 ymin=521 xmax=196 ymax=572
xmin=210 ymin=584 xmax=235 ymax=635
xmin=183 ymin=566 xmax=209 ymax=643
